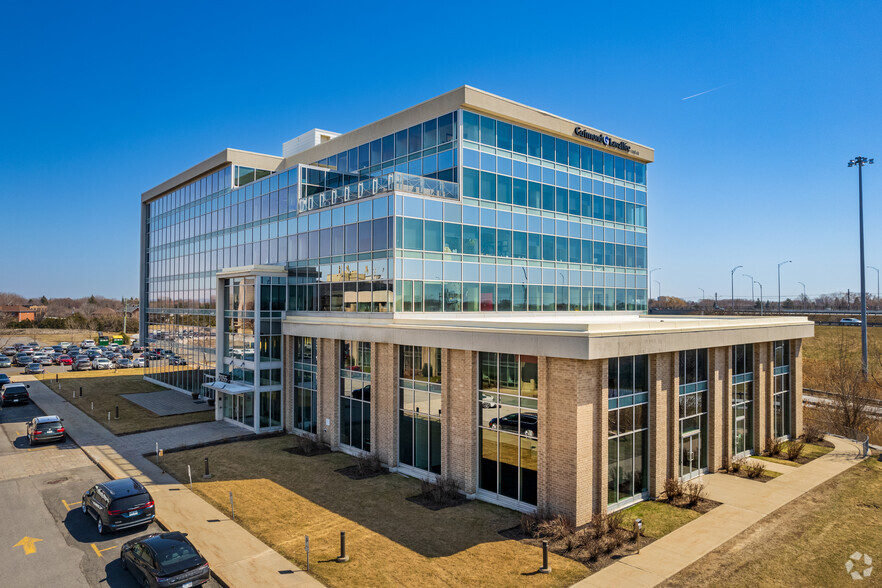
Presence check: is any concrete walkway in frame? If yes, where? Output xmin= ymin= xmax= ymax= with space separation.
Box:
xmin=14 ymin=374 xmax=322 ymax=588
xmin=576 ymin=436 xmax=866 ymax=587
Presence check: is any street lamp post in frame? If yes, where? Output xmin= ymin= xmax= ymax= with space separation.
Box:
xmin=743 ymin=274 xmax=755 ymax=311
xmin=731 ymin=265 xmax=743 ymax=313
xmin=868 ymin=266 xmax=880 ymax=311
xmin=699 ymin=287 xmax=705 ymax=301
xmin=755 ymin=281 xmax=764 ymax=316
xmin=649 ymin=268 xmax=661 ymax=306
xmin=797 ymin=281 xmax=807 ymax=312
xmin=848 ymin=155 xmax=873 ymax=379
xmin=654 ymin=280 xmax=661 ymax=304
xmin=777 ymin=260 xmax=792 ymax=313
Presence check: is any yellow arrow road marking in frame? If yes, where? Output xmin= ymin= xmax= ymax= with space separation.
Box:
xmin=91 ymin=543 xmax=117 ymax=557
xmin=14 ymin=536 xmax=42 ymax=555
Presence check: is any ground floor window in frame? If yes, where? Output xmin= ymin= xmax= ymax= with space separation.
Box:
xmin=340 ymin=340 xmax=371 ymax=451
xmin=732 ymin=344 xmax=754 ymax=457
xmin=259 ymin=390 xmax=281 ymax=429
xmin=293 ymin=337 xmax=316 ymax=433
xmin=478 ymin=352 xmax=538 ymax=506
xmin=608 ymin=355 xmax=650 ymax=505
xmin=773 ymin=340 xmax=791 ymax=439
xmin=399 ymin=346 xmax=442 ymax=473
xmin=223 ymin=391 xmax=254 ymax=427
xmin=679 ymin=349 xmax=708 ymax=480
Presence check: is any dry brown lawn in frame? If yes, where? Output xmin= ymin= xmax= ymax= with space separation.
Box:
xmin=803 ymin=325 xmax=882 ymax=391
xmin=661 ymin=458 xmax=882 ymax=587
xmin=161 ymin=436 xmax=590 ymax=587
xmin=39 ymin=373 xmax=213 ymax=435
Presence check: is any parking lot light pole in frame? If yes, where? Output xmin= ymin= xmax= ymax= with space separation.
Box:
xmin=848 ymin=155 xmax=873 ymax=379
xmin=777 ymin=260 xmax=791 ymax=312
xmin=755 ymin=281 xmax=764 ymax=316
xmin=743 ymin=274 xmax=754 ymax=311
xmin=649 ymin=268 xmax=661 ymax=306
xmin=798 ymin=282 xmax=807 ymax=312
xmin=731 ymin=265 xmax=743 ymax=313
xmin=868 ymin=266 xmax=879 ymax=310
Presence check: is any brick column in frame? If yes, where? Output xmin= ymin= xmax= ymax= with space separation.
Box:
xmin=649 ymin=352 xmax=674 ymax=497
xmin=317 ymin=338 xmax=340 ymax=449
xmin=708 ymin=347 xmax=727 ymax=470
xmin=539 ymin=357 xmax=598 ymax=526
xmin=595 ymin=359 xmax=609 ymax=516
xmin=754 ymin=343 xmax=769 ymax=454
xmin=283 ymin=335 xmax=294 ymax=433
xmin=373 ymin=343 xmax=397 ymax=467
xmin=446 ymin=349 xmax=477 ymax=494
xmin=792 ymin=339 xmax=804 ymax=437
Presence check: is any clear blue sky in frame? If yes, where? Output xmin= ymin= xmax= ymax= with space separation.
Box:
xmin=1 ymin=1 xmax=879 ymax=303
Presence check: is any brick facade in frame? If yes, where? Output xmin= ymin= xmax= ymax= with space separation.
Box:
xmin=372 ymin=342 xmax=398 ymax=467
xmin=445 ymin=349 xmax=478 ymax=493
xmin=316 ymin=338 xmax=340 ymax=449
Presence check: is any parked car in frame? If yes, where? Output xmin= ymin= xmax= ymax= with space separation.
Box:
xmin=489 ymin=412 xmax=538 ymax=438
xmin=27 ymin=342 xmax=40 ymax=349
xmin=52 ymin=345 xmax=64 ymax=354
xmin=92 ymin=358 xmax=113 ymax=370
xmin=25 ymin=362 xmax=45 ymax=375
xmin=115 ymin=358 xmax=133 ymax=369
xmin=14 ymin=353 xmax=32 ymax=366
xmin=82 ymin=478 xmax=155 ymax=534
xmin=59 ymin=342 xmax=72 ymax=351
xmin=0 ymin=373 xmax=10 ymax=387
xmin=133 ymin=357 xmax=146 ymax=368
xmin=67 ymin=346 xmax=80 ymax=357
xmin=840 ymin=318 xmax=861 ymax=325
xmin=120 ymin=348 xmax=134 ymax=359
xmin=168 ymin=356 xmax=187 ymax=366
xmin=41 ymin=347 xmax=55 ymax=355
xmin=120 ymin=531 xmax=210 ymax=587
xmin=1 ymin=382 xmax=30 ymax=405
xmin=55 ymin=354 xmax=73 ymax=365
xmin=38 ymin=355 xmax=54 ymax=366
xmin=26 ymin=415 xmax=66 ymax=445
xmin=73 ymin=358 xmax=92 ymax=371
xmin=132 ymin=344 xmax=144 ymax=353
xmin=2 ymin=346 xmax=17 ymax=356
xmin=0 ymin=357 xmax=11 ymax=368
xmin=81 ymin=339 xmax=96 ymax=348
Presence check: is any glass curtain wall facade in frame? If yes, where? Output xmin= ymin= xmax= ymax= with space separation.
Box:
xmin=398 ymin=346 xmax=442 ymax=474
xmin=678 ymin=349 xmax=708 ymax=479
xmin=340 ymin=341 xmax=371 ymax=451
xmin=608 ymin=356 xmax=649 ymax=507
xmin=773 ymin=340 xmax=791 ymax=439
xmin=478 ymin=352 xmax=539 ymax=508
xmin=292 ymin=336 xmax=317 ymax=433
xmin=732 ymin=344 xmax=754 ymax=457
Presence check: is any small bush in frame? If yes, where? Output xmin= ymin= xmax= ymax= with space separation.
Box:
xmin=731 ymin=458 xmax=744 ymax=473
xmin=785 ymin=440 xmax=806 ymax=461
xmin=804 ymin=424 xmax=825 ymax=444
xmin=766 ymin=436 xmax=783 ymax=456
xmin=683 ymin=480 xmax=706 ymax=507
xmin=536 ymin=513 xmax=574 ymax=540
xmin=355 ymin=453 xmax=383 ymax=476
xmin=580 ymin=535 xmax=602 ymax=561
xmin=599 ymin=534 xmax=617 ymax=554
xmin=564 ymin=533 xmax=578 ymax=552
xmin=589 ymin=513 xmax=606 ymax=539
xmin=663 ymin=477 xmax=683 ymax=502
xmin=520 ymin=512 xmax=538 ymax=536
xmin=607 ymin=509 xmax=626 ymax=533
xmin=420 ymin=476 xmax=461 ymax=505
xmin=293 ymin=435 xmax=318 ymax=455
xmin=744 ymin=462 xmax=766 ymax=479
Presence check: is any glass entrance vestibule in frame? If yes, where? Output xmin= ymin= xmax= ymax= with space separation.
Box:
xmin=679 ymin=349 xmax=708 ymax=480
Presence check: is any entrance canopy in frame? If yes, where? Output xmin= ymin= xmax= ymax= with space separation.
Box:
xmin=202 ymin=381 xmax=252 ymax=395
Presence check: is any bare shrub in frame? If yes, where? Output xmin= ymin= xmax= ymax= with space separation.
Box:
xmin=564 ymin=533 xmax=578 ymax=552
xmin=663 ymin=477 xmax=683 ymax=502
xmin=785 ymin=440 xmax=806 ymax=461
xmin=536 ymin=513 xmax=574 ymax=540
xmin=520 ymin=512 xmax=537 ymax=536
xmin=580 ymin=536 xmax=602 ymax=561
xmin=293 ymin=435 xmax=318 ymax=455
xmin=420 ymin=476 xmax=461 ymax=505
xmin=766 ymin=436 xmax=783 ymax=456
xmin=355 ymin=453 xmax=383 ymax=476
xmin=606 ymin=509 xmax=626 ymax=533
xmin=731 ymin=458 xmax=744 ymax=473
xmin=744 ymin=462 xmax=766 ymax=479
xmin=804 ymin=423 xmax=825 ymax=444
xmin=683 ymin=480 xmax=706 ymax=507
xmin=589 ymin=513 xmax=606 ymax=539
xmin=599 ymin=534 xmax=616 ymax=553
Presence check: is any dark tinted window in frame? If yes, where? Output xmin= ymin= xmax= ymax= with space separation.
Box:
xmin=110 ymin=493 xmax=151 ymax=511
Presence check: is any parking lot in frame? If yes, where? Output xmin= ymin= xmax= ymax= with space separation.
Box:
xmin=0 ymin=394 xmax=218 ymax=587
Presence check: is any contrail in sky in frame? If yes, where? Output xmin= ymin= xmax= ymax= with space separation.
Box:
xmin=681 ymin=83 xmax=731 ymax=101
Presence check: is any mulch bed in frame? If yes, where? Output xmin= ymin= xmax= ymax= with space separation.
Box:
xmin=335 ymin=465 xmax=389 ymax=480
xmin=664 ymin=496 xmax=721 ymax=514
xmin=283 ymin=445 xmax=333 ymax=457
xmin=722 ymin=468 xmax=777 ymax=482
xmin=406 ymin=491 xmax=468 ymax=511
xmin=499 ymin=525 xmax=655 ymax=572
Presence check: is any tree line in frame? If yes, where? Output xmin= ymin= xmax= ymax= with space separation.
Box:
xmin=0 ymin=292 xmax=138 ymax=333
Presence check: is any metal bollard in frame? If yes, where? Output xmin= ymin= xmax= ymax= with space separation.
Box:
xmin=115 ymin=405 xmax=119 ymax=420
xmin=203 ymin=457 xmax=212 ymax=479
xmin=336 ymin=531 xmax=349 ymax=563
xmin=80 ymin=386 xmax=83 ymax=397
xmin=539 ymin=540 xmax=550 ymax=573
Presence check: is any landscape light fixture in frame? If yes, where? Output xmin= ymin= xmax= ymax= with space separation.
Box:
xmin=848 ymin=155 xmax=873 ymax=378
xmin=777 ymin=260 xmax=792 ymax=312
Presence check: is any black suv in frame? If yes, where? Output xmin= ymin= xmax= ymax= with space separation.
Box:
xmin=121 ymin=532 xmax=210 ymax=587
xmin=1 ymin=383 xmax=30 ymax=406
xmin=82 ymin=478 xmax=155 ymax=534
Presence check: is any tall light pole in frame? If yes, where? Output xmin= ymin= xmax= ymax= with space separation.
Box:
xmin=649 ymin=268 xmax=661 ymax=305
xmin=731 ymin=265 xmax=742 ymax=313
xmin=777 ymin=260 xmax=792 ymax=312
xmin=868 ymin=266 xmax=879 ymax=311
xmin=654 ymin=280 xmax=661 ymax=304
xmin=755 ymin=280 xmax=764 ymax=316
xmin=848 ymin=155 xmax=873 ymax=379
xmin=699 ymin=287 xmax=705 ymax=301
xmin=743 ymin=274 xmax=755 ymax=311
xmin=797 ymin=281 xmax=807 ymax=312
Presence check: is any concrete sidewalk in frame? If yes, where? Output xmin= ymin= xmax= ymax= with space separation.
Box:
xmin=16 ymin=375 xmax=322 ymax=588
xmin=575 ymin=436 xmax=866 ymax=587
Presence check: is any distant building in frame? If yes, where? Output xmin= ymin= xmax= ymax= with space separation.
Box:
xmin=0 ymin=306 xmax=36 ymax=322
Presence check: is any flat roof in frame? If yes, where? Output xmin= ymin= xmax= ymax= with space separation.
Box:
xmin=281 ymin=313 xmax=813 ymax=361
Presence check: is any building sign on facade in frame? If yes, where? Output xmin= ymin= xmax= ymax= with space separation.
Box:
xmin=574 ymin=127 xmax=632 ymax=153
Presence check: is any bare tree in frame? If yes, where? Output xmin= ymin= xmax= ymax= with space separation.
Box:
xmin=817 ymin=331 xmax=878 ymax=435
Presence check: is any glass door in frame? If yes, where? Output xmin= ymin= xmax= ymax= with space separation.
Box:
xmin=733 ymin=414 xmax=748 ymax=457
xmin=680 ymin=430 xmax=702 ymax=480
